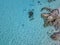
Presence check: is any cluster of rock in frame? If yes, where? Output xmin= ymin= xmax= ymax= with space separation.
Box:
xmin=41 ymin=7 xmax=60 ymax=41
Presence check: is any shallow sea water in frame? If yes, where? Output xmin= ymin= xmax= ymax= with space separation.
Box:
xmin=0 ymin=0 xmax=60 ymax=45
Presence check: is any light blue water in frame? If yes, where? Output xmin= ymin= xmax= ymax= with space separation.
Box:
xmin=0 ymin=0 xmax=60 ymax=45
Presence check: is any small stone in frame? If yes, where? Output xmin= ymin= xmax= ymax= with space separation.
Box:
xmin=28 ymin=10 xmax=34 ymax=21
xmin=28 ymin=11 xmax=33 ymax=18
xmin=38 ymin=1 xmax=40 ymax=3
xmin=22 ymin=24 xmax=24 ymax=27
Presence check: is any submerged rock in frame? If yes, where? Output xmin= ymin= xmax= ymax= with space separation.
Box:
xmin=41 ymin=7 xmax=60 ymax=41
xmin=53 ymin=19 xmax=60 ymax=30
xmin=41 ymin=13 xmax=50 ymax=20
xmin=51 ymin=9 xmax=59 ymax=19
xmin=47 ymin=16 xmax=54 ymax=22
xmin=50 ymin=32 xmax=60 ymax=41
xmin=41 ymin=13 xmax=55 ymax=27
xmin=41 ymin=7 xmax=60 ymax=27
xmin=41 ymin=13 xmax=52 ymax=27
xmin=28 ymin=10 xmax=34 ymax=21
xmin=41 ymin=7 xmax=52 ymax=12
xmin=28 ymin=11 xmax=33 ymax=18
xmin=48 ymin=0 xmax=56 ymax=3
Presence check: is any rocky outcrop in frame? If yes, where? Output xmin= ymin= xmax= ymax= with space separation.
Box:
xmin=41 ymin=7 xmax=60 ymax=41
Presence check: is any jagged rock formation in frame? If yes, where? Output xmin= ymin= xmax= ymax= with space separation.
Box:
xmin=41 ymin=7 xmax=60 ymax=41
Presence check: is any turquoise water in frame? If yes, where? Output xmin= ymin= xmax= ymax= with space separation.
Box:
xmin=0 ymin=0 xmax=60 ymax=45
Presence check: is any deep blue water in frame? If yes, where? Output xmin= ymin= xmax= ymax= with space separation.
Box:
xmin=0 ymin=0 xmax=60 ymax=45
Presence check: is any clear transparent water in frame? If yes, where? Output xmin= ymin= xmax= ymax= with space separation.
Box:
xmin=0 ymin=0 xmax=60 ymax=45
